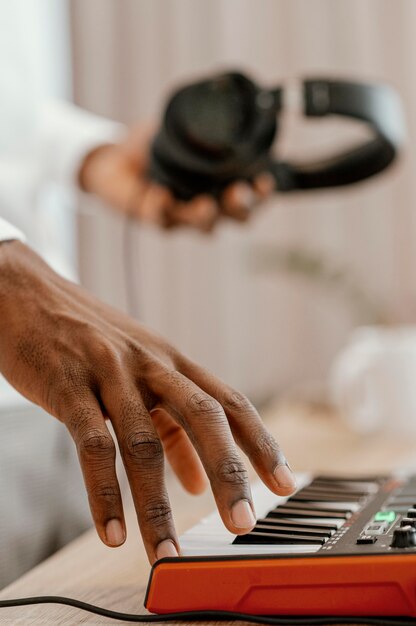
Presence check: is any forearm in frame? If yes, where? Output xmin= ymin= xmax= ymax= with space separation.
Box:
xmin=0 ymin=241 xmax=46 ymax=345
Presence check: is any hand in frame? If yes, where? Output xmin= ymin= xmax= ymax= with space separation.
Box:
xmin=0 ymin=241 xmax=296 ymax=562
xmin=79 ymin=122 xmax=275 ymax=232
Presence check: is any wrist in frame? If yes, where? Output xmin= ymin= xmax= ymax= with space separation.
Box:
xmin=0 ymin=241 xmax=52 ymax=299
xmin=0 ymin=240 xmax=31 ymax=293
xmin=0 ymin=241 xmax=27 ymax=331
xmin=0 ymin=242 xmax=62 ymax=342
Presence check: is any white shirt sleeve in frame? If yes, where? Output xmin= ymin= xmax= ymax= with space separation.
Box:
xmin=35 ymin=99 xmax=126 ymax=188
xmin=0 ymin=217 xmax=26 ymax=243
xmin=0 ymin=99 xmax=126 ymax=244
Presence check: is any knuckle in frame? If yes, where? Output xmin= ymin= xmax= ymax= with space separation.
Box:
xmin=187 ymin=392 xmax=224 ymax=420
xmin=142 ymin=498 xmax=172 ymax=527
xmin=215 ymin=455 xmax=248 ymax=486
xmin=125 ymin=340 xmax=149 ymax=363
xmin=166 ymin=345 xmax=181 ymax=364
xmin=91 ymin=483 xmax=120 ymax=506
xmin=123 ymin=431 xmax=163 ymax=464
xmin=223 ymin=390 xmax=253 ymax=414
xmin=93 ymin=341 xmax=122 ymax=375
xmin=55 ymin=366 xmax=90 ymax=404
xmin=256 ymin=432 xmax=283 ymax=460
xmin=123 ymin=342 xmax=160 ymax=378
xmin=78 ymin=429 xmax=115 ymax=459
xmin=125 ymin=339 xmax=144 ymax=357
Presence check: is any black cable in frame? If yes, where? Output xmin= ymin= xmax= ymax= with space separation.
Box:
xmin=0 ymin=596 xmax=415 ymax=625
xmin=122 ymin=213 xmax=141 ymax=320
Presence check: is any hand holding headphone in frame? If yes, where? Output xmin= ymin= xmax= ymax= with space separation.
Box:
xmin=150 ymin=71 xmax=405 ymax=200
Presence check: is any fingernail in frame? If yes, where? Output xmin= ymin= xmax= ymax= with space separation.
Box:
xmin=156 ymin=539 xmax=179 ymax=560
xmin=274 ymin=464 xmax=297 ymax=492
xmin=105 ymin=519 xmax=125 ymax=546
xmin=231 ymin=499 xmax=256 ymax=529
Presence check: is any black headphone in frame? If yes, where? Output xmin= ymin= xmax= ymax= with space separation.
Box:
xmin=149 ymin=71 xmax=405 ymax=200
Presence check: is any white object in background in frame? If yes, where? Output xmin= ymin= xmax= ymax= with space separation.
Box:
xmin=331 ymin=326 xmax=416 ymax=438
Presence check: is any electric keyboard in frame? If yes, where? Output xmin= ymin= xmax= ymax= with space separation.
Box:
xmin=145 ymin=472 xmax=416 ymax=616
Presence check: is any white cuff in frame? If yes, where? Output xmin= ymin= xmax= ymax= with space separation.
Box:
xmin=36 ymin=100 xmax=126 ymax=189
xmin=0 ymin=218 xmax=26 ymax=244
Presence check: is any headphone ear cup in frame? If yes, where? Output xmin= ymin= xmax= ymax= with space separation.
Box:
xmin=168 ymin=73 xmax=255 ymax=158
xmin=149 ymin=72 xmax=280 ymax=199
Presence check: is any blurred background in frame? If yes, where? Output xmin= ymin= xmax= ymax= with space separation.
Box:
xmin=3 ymin=0 xmax=416 ymax=590
xmin=66 ymin=0 xmax=416 ymax=405
xmin=5 ymin=0 xmax=416 ymax=407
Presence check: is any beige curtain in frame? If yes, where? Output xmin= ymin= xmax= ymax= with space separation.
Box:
xmin=70 ymin=0 xmax=416 ymax=402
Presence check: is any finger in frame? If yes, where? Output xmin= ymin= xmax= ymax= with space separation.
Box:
xmin=177 ymin=357 xmax=297 ymax=497
xmin=169 ymin=195 xmax=218 ymax=232
xmin=102 ymin=383 xmax=179 ymax=563
xmin=149 ymin=369 xmax=256 ymax=535
xmin=64 ymin=397 xmax=126 ymax=548
xmin=151 ymin=404 xmax=208 ymax=495
xmin=221 ymin=180 xmax=258 ymax=221
xmin=133 ymin=184 xmax=174 ymax=226
xmin=253 ymin=172 xmax=276 ymax=198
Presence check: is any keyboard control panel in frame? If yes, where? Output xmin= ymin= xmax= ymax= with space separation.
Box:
xmin=233 ymin=474 xmax=416 ymax=554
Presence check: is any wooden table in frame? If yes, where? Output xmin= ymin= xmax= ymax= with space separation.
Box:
xmin=1 ymin=400 xmax=416 ymax=625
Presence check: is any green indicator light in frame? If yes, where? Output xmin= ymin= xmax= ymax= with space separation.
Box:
xmin=374 ymin=511 xmax=396 ymax=523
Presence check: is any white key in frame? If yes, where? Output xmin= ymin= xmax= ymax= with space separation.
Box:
xmin=179 ymin=473 xmax=326 ymax=557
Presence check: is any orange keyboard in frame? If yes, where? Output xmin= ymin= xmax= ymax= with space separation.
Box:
xmin=146 ymin=473 xmax=416 ymax=616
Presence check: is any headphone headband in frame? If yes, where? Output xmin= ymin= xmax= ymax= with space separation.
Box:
xmin=274 ymin=79 xmax=405 ymax=191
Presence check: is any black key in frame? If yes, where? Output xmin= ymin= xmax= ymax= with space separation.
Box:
xmin=258 ymin=518 xmax=337 ymax=532
xmin=291 ymin=493 xmax=360 ymax=504
xmin=274 ymin=501 xmax=353 ymax=514
xmin=312 ymin=475 xmax=382 ymax=484
xmin=295 ymin=487 xmax=361 ymax=497
xmin=297 ymin=485 xmax=366 ymax=495
xmin=306 ymin=483 xmax=370 ymax=497
xmin=234 ymin=531 xmax=325 ymax=545
xmin=305 ymin=482 xmax=367 ymax=492
xmin=268 ymin=507 xmax=347 ymax=519
xmin=286 ymin=498 xmax=352 ymax=513
xmin=254 ymin=524 xmax=331 ymax=538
